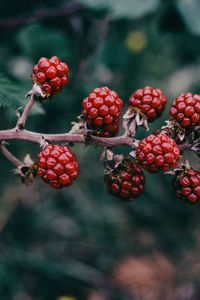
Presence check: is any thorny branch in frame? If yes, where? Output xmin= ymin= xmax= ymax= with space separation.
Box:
xmin=0 ymin=93 xmax=136 ymax=170
xmin=0 ymin=3 xmax=83 ymax=27
xmin=0 ymin=90 xmax=199 ymax=173
xmin=0 ymin=142 xmax=23 ymax=167
xmin=0 ymin=128 xmax=135 ymax=148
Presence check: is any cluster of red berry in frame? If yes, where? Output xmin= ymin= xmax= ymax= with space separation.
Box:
xmin=169 ymin=92 xmax=200 ymax=129
xmin=104 ymin=159 xmax=145 ymax=201
xmin=128 ymin=86 xmax=167 ymax=121
xmin=136 ymin=133 xmax=180 ymax=173
xmin=32 ymin=56 xmax=69 ymax=96
xmin=2 ymin=56 xmax=199 ymax=205
xmin=82 ymin=86 xmax=123 ymax=137
xmin=32 ymin=57 xmax=200 ymax=204
xmin=37 ymin=144 xmax=79 ymax=189
xmin=173 ymin=169 xmax=200 ymax=203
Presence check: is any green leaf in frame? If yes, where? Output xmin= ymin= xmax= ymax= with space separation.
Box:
xmin=177 ymin=0 xmax=200 ymax=35
xmin=0 ymin=72 xmax=26 ymax=109
xmin=78 ymin=0 xmax=159 ymax=19
xmin=0 ymin=72 xmax=44 ymax=115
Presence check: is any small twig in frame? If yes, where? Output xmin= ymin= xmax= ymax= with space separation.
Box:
xmin=178 ymin=141 xmax=192 ymax=153
xmin=0 ymin=142 xmax=23 ymax=167
xmin=0 ymin=3 xmax=83 ymax=27
xmin=16 ymin=95 xmax=35 ymax=129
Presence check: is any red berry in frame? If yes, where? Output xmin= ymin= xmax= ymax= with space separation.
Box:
xmin=33 ymin=64 xmax=39 ymax=73
xmin=89 ymin=108 xmax=98 ymax=118
xmin=37 ymin=144 xmax=79 ymax=189
xmin=56 ymin=64 xmax=66 ymax=77
xmin=104 ymin=158 xmax=145 ymax=201
xmin=128 ymin=86 xmax=167 ymax=122
xmin=60 ymin=62 xmax=69 ymax=73
xmin=61 ymin=75 xmax=68 ymax=85
xmin=42 ymin=83 xmax=52 ymax=94
xmin=36 ymin=72 xmax=46 ymax=83
xmin=49 ymin=56 xmax=60 ymax=66
xmin=50 ymin=76 xmax=62 ymax=87
xmin=32 ymin=56 xmax=69 ymax=97
xmin=93 ymin=97 xmax=104 ymax=108
xmin=136 ymin=133 xmax=180 ymax=173
xmin=169 ymin=92 xmax=200 ymax=129
xmin=95 ymin=117 xmax=104 ymax=126
xmin=173 ymin=168 xmax=200 ymax=204
xmin=38 ymin=59 xmax=50 ymax=72
xmin=82 ymin=86 xmax=123 ymax=137
xmin=46 ymin=66 xmax=57 ymax=79
xmin=99 ymin=105 xmax=109 ymax=116
xmin=52 ymin=86 xmax=62 ymax=95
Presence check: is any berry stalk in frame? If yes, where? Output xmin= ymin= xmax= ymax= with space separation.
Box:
xmin=16 ymin=95 xmax=35 ymax=129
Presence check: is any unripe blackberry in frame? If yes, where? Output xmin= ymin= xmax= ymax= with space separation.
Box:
xmin=32 ymin=56 xmax=69 ymax=97
xmin=82 ymin=86 xmax=123 ymax=137
xmin=37 ymin=144 xmax=79 ymax=189
xmin=173 ymin=168 xmax=200 ymax=204
xmin=169 ymin=92 xmax=200 ymax=129
xmin=136 ymin=133 xmax=180 ymax=173
xmin=104 ymin=158 xmax=145 ymax=201
xmin=128 ymin=86 xmax=167 ymax=121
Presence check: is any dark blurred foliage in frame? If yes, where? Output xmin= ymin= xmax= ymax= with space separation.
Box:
xmin=1 ymin=0 xmax=200 ymax=299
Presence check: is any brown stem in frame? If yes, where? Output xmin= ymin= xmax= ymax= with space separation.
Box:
xmin=16 ymin=95 xmax=35 ymax=129
xmin=0 ymin=143 xmax=23 ymax=167
xmin=0 ymin=3 xmax=83 ymax=27
xmin=0 ymin=128 xmax=134 ymax=148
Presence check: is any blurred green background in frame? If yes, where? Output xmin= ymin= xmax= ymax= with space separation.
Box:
xmin=1 ymin=0 xmax=200 ymax=299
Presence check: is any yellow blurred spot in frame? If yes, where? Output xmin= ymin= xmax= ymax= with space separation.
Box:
xmin=57 ymin=297 xmax=76 ymax=300
xmin=126 ymin=31 xmax=147 ymax=52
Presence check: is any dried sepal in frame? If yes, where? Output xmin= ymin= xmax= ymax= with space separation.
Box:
xmin=40 ymin=139 xmax=50 ymax=149
xmin=104 ymin=153 xmax=124 ymax=175
xmin=162 ymin=119 xmax=185 ymax=141
xmin=123 ymin=107 xmax=149 ymax=137
xmin=164 ymin=160 xmax=189 ymax=175
xmin=12 ymin=154 xmax=37 ymax=185
xmin=26 ymin=82 xmax=49 ymax=101
xmin=69 ymin=120 xmax=85 ymax=135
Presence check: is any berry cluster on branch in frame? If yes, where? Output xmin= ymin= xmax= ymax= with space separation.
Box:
xmin=0 ymin=55 xmax=200 ymax=204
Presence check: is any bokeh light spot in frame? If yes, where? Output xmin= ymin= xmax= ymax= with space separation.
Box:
xmin=126 ymin=30 xmax=147 ymax=52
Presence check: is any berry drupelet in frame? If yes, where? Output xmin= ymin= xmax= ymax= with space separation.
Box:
xmin=32 ymin=56 xmax=69 ymax=97
xmin=37 ymin=144 xmax=79 ymax=189
xmin=173 ymin=168 xmax=200 ymax=204
xmin=104 ymin=158 xmax=145 ymax=201
xmin=128 ymin=86 xmax=167 ymax=121
xmin=169 ymin=92 xmax=200 ymax=129
xmin=82 ymin=86 xmax=123 ymax=137
xmin=136 ymin=133 xmax=180 ymax=172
